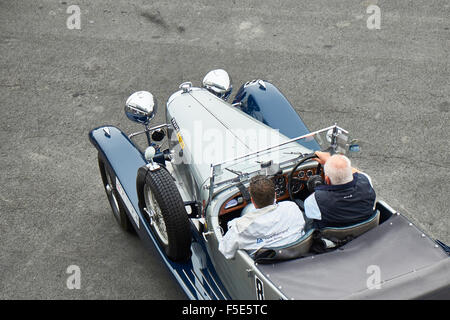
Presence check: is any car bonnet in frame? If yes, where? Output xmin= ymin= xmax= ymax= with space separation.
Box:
xmin=166 ymin=88 xmax=311 ymax=187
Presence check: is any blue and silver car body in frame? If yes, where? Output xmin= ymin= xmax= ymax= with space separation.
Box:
xmin=89 ymin=77 xmax=450 ymax=300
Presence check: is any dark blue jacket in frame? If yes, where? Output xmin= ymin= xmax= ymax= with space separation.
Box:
xmin=314 ymin=173 xmax=376 ymax=228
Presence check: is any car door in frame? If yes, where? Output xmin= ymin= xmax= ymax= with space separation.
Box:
xmin=204 ymin=211 xmax=284 ymax=300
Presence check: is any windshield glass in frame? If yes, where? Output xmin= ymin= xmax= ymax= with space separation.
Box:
xmin=207 ymin=125 xmax=354 ymax=194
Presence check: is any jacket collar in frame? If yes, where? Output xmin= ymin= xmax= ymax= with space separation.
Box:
xmin=252 ymin=203 xmax=277 ymax=215
xmin=315 ymin=172 xmax=359 ymax=191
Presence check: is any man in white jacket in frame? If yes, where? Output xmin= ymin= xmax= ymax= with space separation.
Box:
xmin=219 ymin=175 xmax=306 ymax=259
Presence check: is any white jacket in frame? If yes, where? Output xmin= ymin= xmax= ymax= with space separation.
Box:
xmin=218 ymin=201 xmax=305 ymax=259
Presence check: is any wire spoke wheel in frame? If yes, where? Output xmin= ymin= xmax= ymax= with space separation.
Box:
xmin=144 ymin=184 xmax=169 ymax=246
xmin=137 ymin=166 xmax=192 ymax=261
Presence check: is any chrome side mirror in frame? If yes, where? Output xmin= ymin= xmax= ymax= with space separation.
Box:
xmin=125 ymin=91 xmax=157 ymax=125
xmin=202 ymin=69 xmax=232 ymax=101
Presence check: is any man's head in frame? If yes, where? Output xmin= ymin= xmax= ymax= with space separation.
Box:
xmin=324 ymin=154 xmax=353 ymax=185
xmin=249 ymin=175 xmax=275 ymax=209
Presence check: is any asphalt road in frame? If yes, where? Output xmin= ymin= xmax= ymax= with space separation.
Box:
xmin=0 ymin=0 xmax=448 ymax=299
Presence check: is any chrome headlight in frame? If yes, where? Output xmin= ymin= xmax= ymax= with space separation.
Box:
xmin=202 ymin=69 xmax=232 ymax=101
xmin=125 ymin=91 xmax=157 ymax=125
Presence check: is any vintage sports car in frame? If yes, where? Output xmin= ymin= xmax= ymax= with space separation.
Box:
xmin=89 ymin=70 xmax=449 ymax=299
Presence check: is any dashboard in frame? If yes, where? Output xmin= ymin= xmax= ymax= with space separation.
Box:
xmin=219 ymin=166 xmax=321 ymax=215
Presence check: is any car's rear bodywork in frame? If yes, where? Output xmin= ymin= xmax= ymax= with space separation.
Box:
xmin=258 ymin=210 xmax=449 ymax=299
xmin=89 ymin=78 xmax=450 ymax=300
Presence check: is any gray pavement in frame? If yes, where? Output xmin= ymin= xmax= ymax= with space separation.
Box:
xmin=0 ymin=0 xmax=448 ymax=299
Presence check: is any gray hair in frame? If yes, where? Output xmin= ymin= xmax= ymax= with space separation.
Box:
xmin=324 ymin=154 xmax=353 ymax=185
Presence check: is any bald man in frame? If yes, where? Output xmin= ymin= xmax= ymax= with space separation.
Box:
xmin=303 ymin=151 xmax=376 ymax=229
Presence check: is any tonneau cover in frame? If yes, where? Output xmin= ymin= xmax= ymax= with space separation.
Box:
xmin=257 ymin=214 xmax=450 ymax=299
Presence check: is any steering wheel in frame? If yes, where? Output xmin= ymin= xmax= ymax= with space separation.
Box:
xmin=287 ymin=153 xmax=322 ymax=201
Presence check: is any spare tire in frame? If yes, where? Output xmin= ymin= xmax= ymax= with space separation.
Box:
xmin=137 ymin=166 xmax=191 ymax=262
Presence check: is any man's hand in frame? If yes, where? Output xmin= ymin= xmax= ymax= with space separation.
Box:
xmin=313 ymin=151 xmax=361 ymax=174
xmin=313 ymin=151 xmax=331 ymax=165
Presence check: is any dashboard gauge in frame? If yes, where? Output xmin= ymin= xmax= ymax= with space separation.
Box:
xmin=298 ymin=171 xmax=305 ymax=179
xmin=272 ymin=175 xmax=286 ymax=196
xmin=306 ymin=169 xmax=313 ymax=177
xmin=224 ymin=198 xmax=238 ymax=209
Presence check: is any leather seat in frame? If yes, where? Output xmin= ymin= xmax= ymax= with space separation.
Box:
xmin=253 ymin=229 xmax=315 ymax=263
xmin=320 ymin=210 xmax=380 ymax=241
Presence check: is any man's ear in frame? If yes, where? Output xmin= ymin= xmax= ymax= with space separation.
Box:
xmin=325 ymin=175 xmax=331 ymax=185
xmin=250 ymin=196 xmax=258 ymax=209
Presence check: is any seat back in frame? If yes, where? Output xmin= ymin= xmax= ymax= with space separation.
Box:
xmin=321 ymin=210 xmax=380 ymax=241
xmin=253 ymin=229 xmax=315 ymax=263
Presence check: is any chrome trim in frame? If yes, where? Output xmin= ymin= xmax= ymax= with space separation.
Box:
xmin=186 ymin=268 xmax=214 ymax=300
xmin=186 ymin=269 xmax=212 ymax=299
xmin=173 ymin=270 xmax=196 ymax=300
xmin=199 ymin=269 xmax=220 ymax=300
xmin=205 ymin=124 xmax=348 ymax=207
xmin=179 ymin=81 xmax=193 ymax=93
xmin=182 ymin=269 xmax=207 ymax=300
xmin=202 ymin=231 xmax=215 ymax=242
xmin=128 ymin=123 xmax=171 ymax=140
xmin=212 ymin=124 xmax=347 ymax=168
xmin=206 ymin=269 xmax=228 ymax=300
xmin=144 ymin=185 xmax=168 ymax=245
